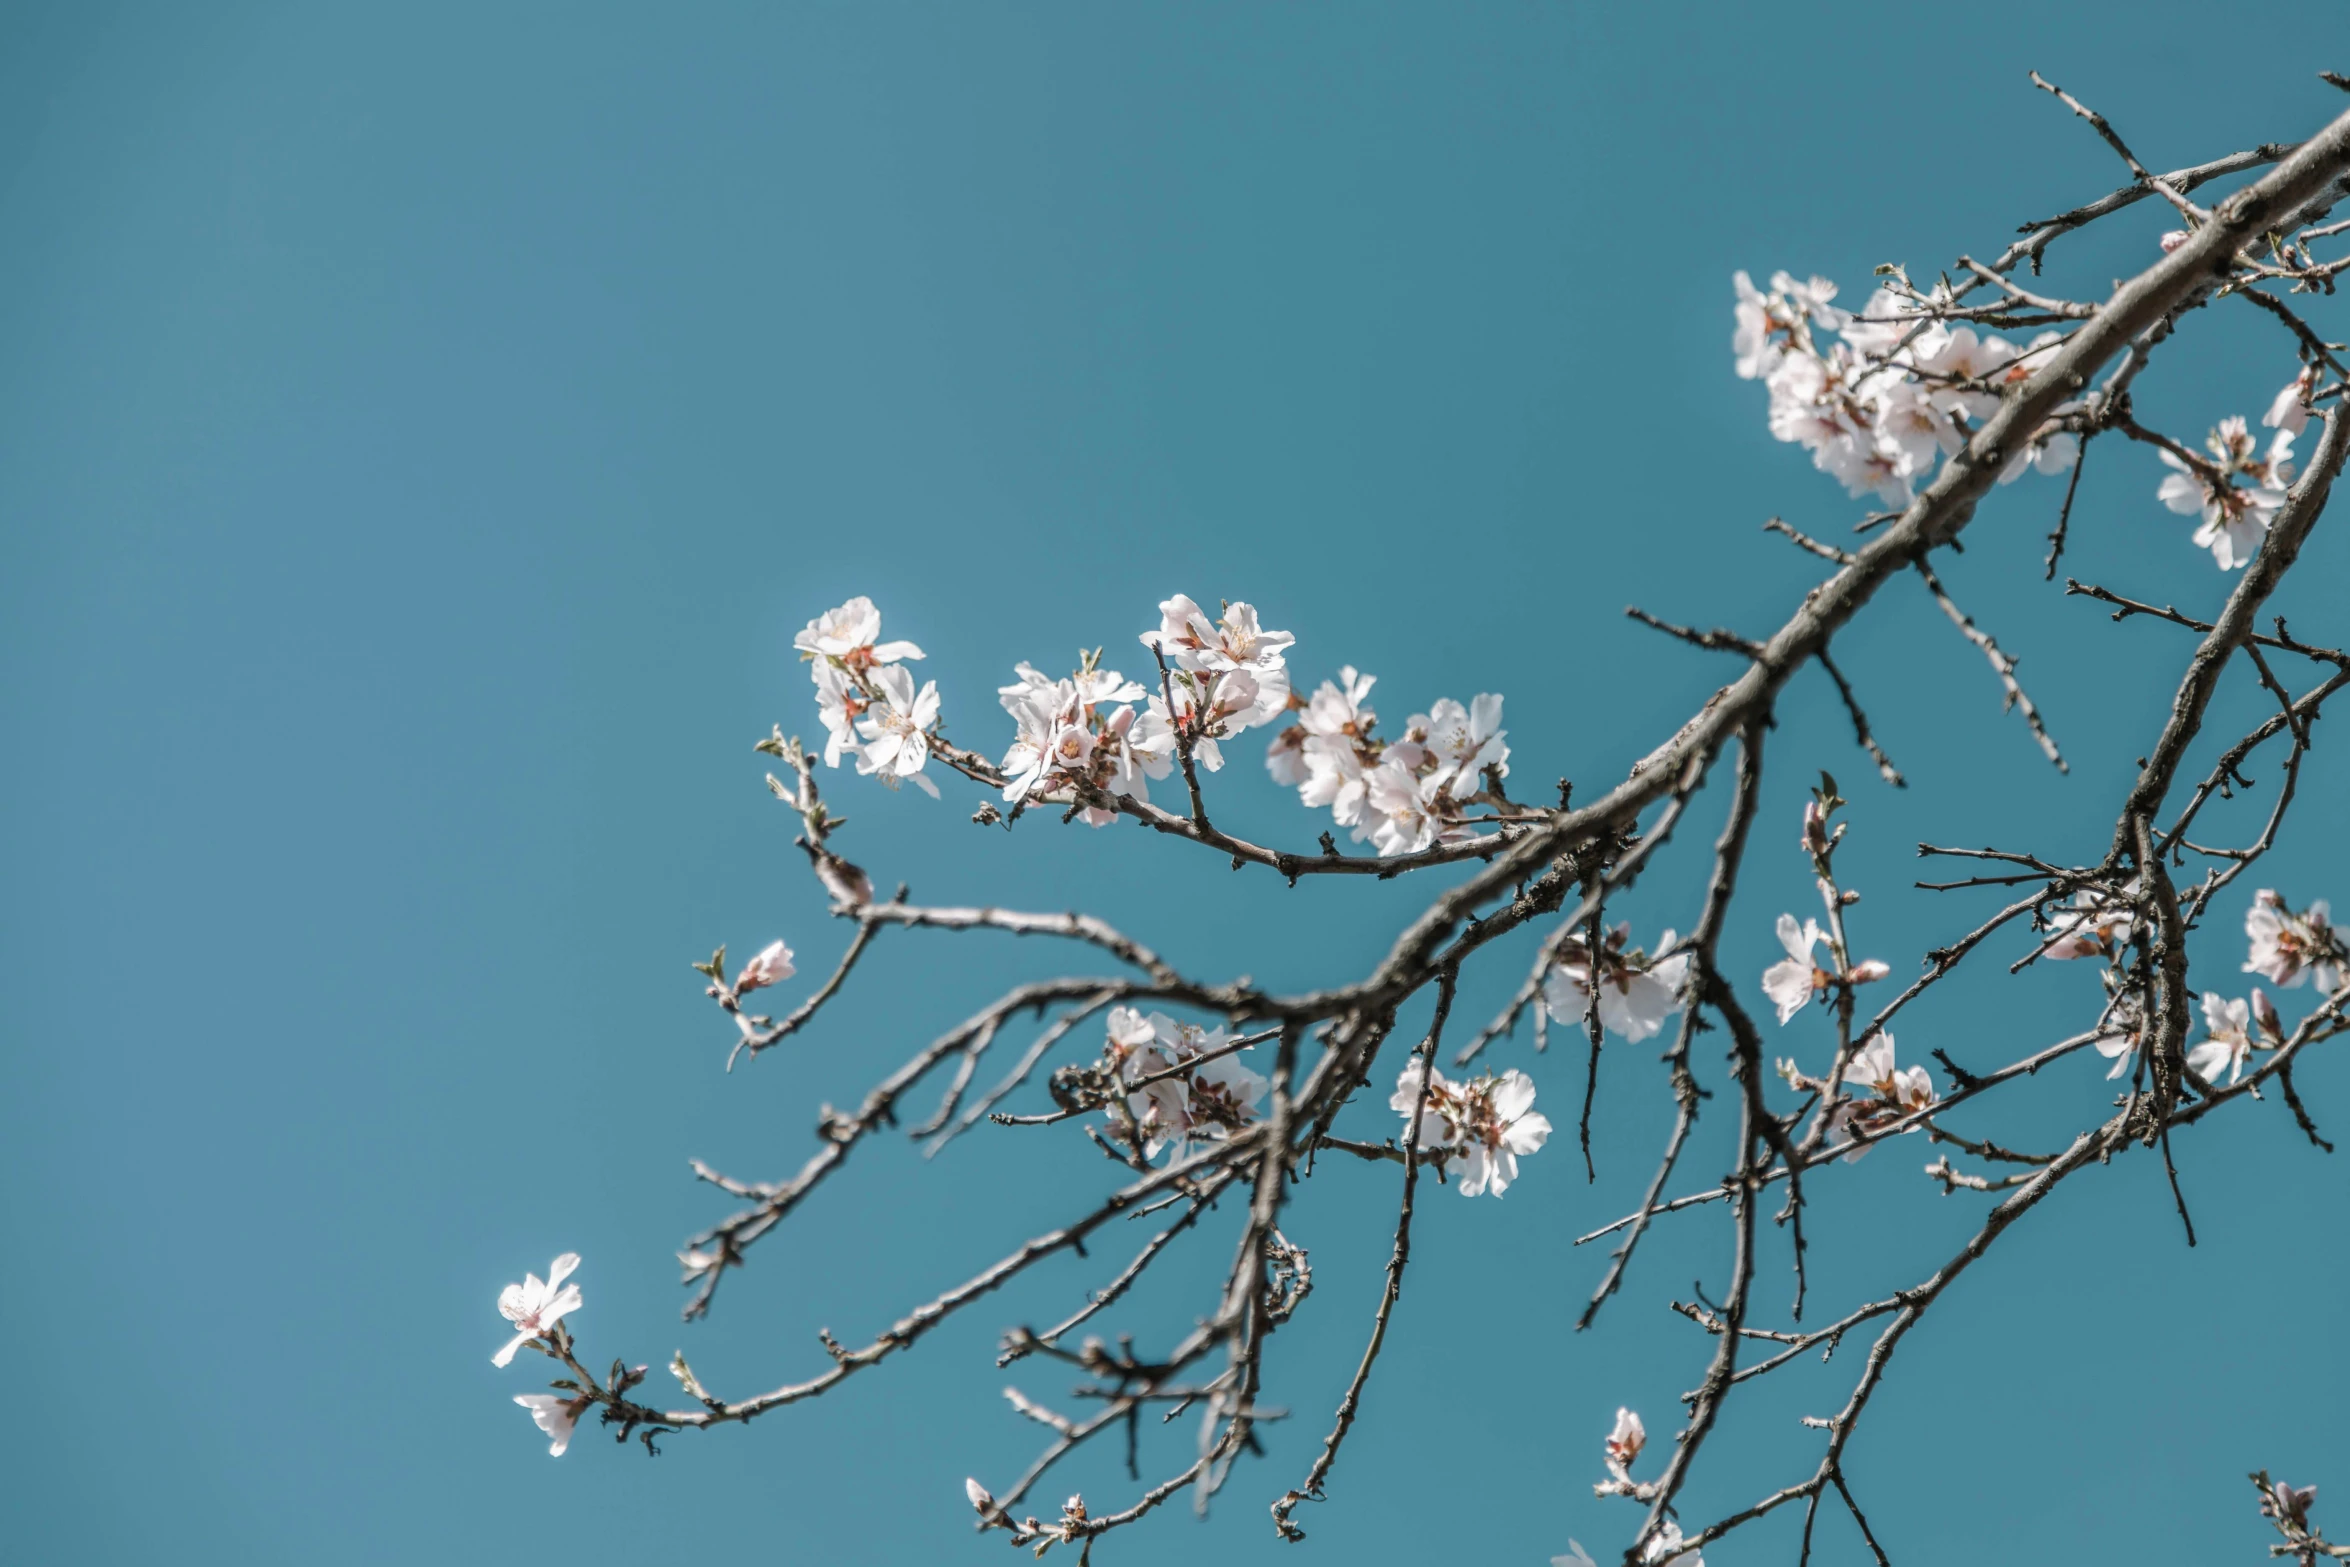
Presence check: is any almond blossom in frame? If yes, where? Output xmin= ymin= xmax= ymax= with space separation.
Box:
xmin=2188 ymin=992 xmax=2259 ymax=1086
xmin=853 ymin=664 xmax=942 ymax=797
xmin=2092 ymin=988 xmax=2147 ymax=1081
xmin=994 ymin=659 xmax=1163 ymax=823
xmin=1390 ymin=1061 xmax=1552 ymax=1197
xmin=1541 ymin=925 xmax=1692 ymax=1043
xmin=1139 ymin=593 xmax=1293 ymax=728
xmin=2244 ymin=889 xmax=2343 ymax=991
xmin=1415 ymin=693 xmax=1509 ymax=795
xmin=734 ymin=939 xmax=794 ymax=995
xmin=811 ymin=659 xmax=866 ymax=769
xmin=1761 ymin=914 xmax=1832 ymax=1023
xmin=492 ymin=1252 xmax=583 ymax=1368
xmin=1777 ymin=1031 xmax=1934 ymax=1158
xmin=1101 ymin=1008 xmax=1266 ymax=1162
xmin=2158 ymin=416 xmax=2296 ymax=570
xmin=2265 ymin=367 xmax=2318 ymax=436
xmin=794 ymin=595 xmax=926 ymax=670
xmin=2044 ymin=883 xmax=2138 ymax=960
xmin=1734 ymin=271 xmax=2079 ymax=511
xmin=1362 ymin=759 xmax=1450 ymax=857
xmin=1551 ymin=1542 xmax=1598 ymax=1567
xmin=1642 ymin=1520 xmax=1704 ymax=1567
xmin=1760 ymin=906 xmax=1889 ymax=1025
xmin=513 ymin=1391 xmax=586 ymax=1456
xmin=1261 ymin=662 xmax=1517 ymax=856
xmin=1605 ymin=1407 xmax=1646 ymax=1485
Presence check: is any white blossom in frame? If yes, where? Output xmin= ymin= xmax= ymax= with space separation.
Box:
xmin=794 ymin=596 xmax=925 ymax=668
xmin=1390 ymin=1061 xmax=1552 ymax=1198
xmin=2044 ymin=884 xmax=2137 ymax=961
xmin=492 ymin=1252 xmax=583 ymax=1368
xmin=853 ymin=664 xmax=942 ymax=797
xmin=1761 ymin=914 xmax=1831 ymax=1024
xmin=2187 ymin=991 xmax=2256 ymax=1086
xmin=1552 ymin=1542 xmax=1598 ymax=1567
xmin=1414 ymin=693 xmax=1509 ymax=798
xmin=1541 ymin=925 xmax=1691 ymax=1043
xmin=811 ymin=660 xmax=865 ymax=769
xmin=1604 ymin=1406 xmax=1647 ymax=1483
xmin=996 ymin=682 xmax=1065 ymax=806
xmin=2158 ymin=417 xmax=2295 ymax=570
xmin=2244 ymin=889 xmax=2342 ymax=991
xmin=512 ymin=1392 xmax=583 ymax=1456
xmin=2264 ymin=368 xmax=2317 ymax=436
xmin=1642 ymin=1520 xmax=1704 ymax=1567
xmin=734 ymin=939 xmax=794 ymax=995
xmin=2091 ymin=990 xmax=2146 ymax=1081
xmin=1362 ymin=758 xmax=1448 ymax=857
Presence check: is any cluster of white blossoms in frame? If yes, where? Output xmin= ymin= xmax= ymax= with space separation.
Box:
xmin=992 ymin=593 xmax=1296 ymax=824
xmin=2179 ymin=890 xmax=2344 ymax=1087
xmin=792 ymin=593 xmax=1520 ymax=858
xmin=1263 ymin=668 xmax=1510 ymax=857
xmin=1776 ymin=1030 xmax=1936 ymax=1157
xmin=2045 ymin=886 xmax=2342 ymax=1087
xmin=1389 ymin=1060 xmax=1552 ymax=1197
xmin=1136 ymin=592 xmax=1295 ymax=766
xmin=2157 ymin=412 xmax=2298 ymax=570
xmin=490 ymin=1252 xmax=589 ymax=1455
xmin=1571 ymin=1407 xmax=1704 ymax=1565
xmin=1732 ymin=271 xmax=2333 ymax=572
xmin=1540 ymin=923 xmax=1691 ymax=1043
xmin=1099 ymin=1006 xmax=1267 ymax=1161
xmin=996 ymin=658 xmax=1166 ymax=825
xmin=1758 ymin=788 xmax=1932 ymax=1153
xmin=1733 ymin=270 xmax=2077 ymax=510
xmin=797 ymin=596 xmax=941 ymax=795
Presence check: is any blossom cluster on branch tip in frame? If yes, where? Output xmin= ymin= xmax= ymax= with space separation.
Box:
xmin=1389 ymin=1060 xmax=1551 ymax=1197
xmin=1733 ymin=269 xmax=2077 ymax=510
xmin=797 ymin=596 xmax=940 ymax=795
xmin=1540 ymin=924 xmax=1691 ymax=1043
xmin=1777 ymin=1031 xmax=1935 ymax=1159
xmin=490 ymin=1253 xmax=589 ymax=1455
xmin=997 ymin=659 xmax=1162 ymax=823
xmin=1099 ymin=1007 xmax=1267 ymax=1161
xmin=2187 ymin=889 xmax=2346 ymax=1085
xmin=1261 ymin=667 xmax=1512 ymax=856
xmin=2157 ymin=414 xmax=2297 ymax=570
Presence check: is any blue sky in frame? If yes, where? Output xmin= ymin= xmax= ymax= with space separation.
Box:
xmin=4 ymin=5 xmax=2344 ymax=1563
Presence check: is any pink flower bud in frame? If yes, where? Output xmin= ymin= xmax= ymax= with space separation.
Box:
xmin=2160 ymin=230 xmax=2189 ymax=253
xmin=736 ymin=939 xmax=795 ymax=994
xmin=2252 ymin=987 xmax=2283 ymax=1042
xmin=1846 ymin=958 xmax=1891 ymax=985
xmin=965 ymin=1477 xmax=995 ymax=1513
xmin=1801 ymin=800 xmax=1831 ymax=857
